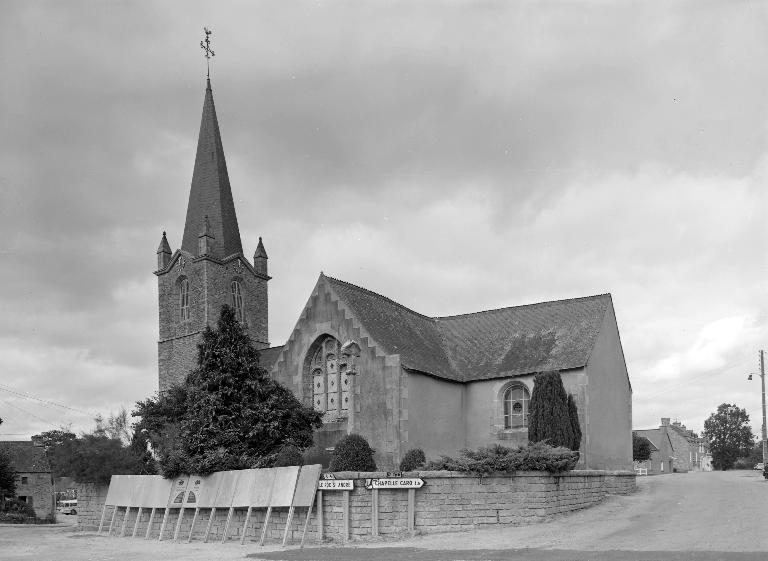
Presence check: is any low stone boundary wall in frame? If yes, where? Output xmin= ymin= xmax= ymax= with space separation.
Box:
xmin=77 ymin=482 xmax=109 ymax=531
xmin=78 ymin=470 xmax=634 ymax=543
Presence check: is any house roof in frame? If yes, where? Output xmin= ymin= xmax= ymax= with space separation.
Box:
xmin=0 ymin=441 xmax=51 ymax=473
xmin=634 ymin=428 xmax=673 ymax=453
xmin=632 ymin=433 xmax=659 ymax=451
xmin=323 ymin=275 xmax=612 ymax=383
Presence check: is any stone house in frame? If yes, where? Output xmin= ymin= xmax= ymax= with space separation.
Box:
xmin=633 ymin=427 xmax=674 ymax=475
xmin=667 ymin=419 xmax=711 ymax=472
xmin=0 ymin=441 xmax=55 ymax=519
xmin=635 ymin=418 xmax=711 ymax=474
xmin=156 ymin=78 xmax=634 ymax=472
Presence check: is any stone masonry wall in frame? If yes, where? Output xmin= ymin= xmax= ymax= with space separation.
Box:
xmin=76 ymin=483 xmax=109 ymax=531
xmin=15 ymin=472 xmax=54 ymax=520
xmin=80 ymin=470 xmax=635 ymax=544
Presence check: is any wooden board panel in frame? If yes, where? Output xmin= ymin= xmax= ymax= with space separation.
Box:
xmin=249 ymin=468 xmax=277 ymax=508
xmin=291 ymin=465 xmax=322 ymax=507
xmin=104 ymin=475 xmax=133 ymax=506
xmin=193 ymin=472 xmax=223 ymax=508
xmin=231 ymin=469 xmax=258 ymax=507
xmin=166 ymin=476 xmax=190 ymax=508
xmin=269 ymin=466 xmax=300 ymax=507
xmin=183 ymin=476 xmax=204 ymax=507
xmin=134 ymin=476 xmax=171 ymax=508
xmin=212 ymin=470 xmax=240 ymax=508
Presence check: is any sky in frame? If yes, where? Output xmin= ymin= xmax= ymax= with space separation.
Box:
xmin=0 ymin=1 xmax=766 ymax=441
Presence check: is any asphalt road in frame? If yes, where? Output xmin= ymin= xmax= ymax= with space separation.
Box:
xmin=1 ymin=470 xmax=766 ymax=561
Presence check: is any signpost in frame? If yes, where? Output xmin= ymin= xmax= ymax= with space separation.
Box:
xmin=365 ymin=477 xmax=424 ymax=489
xmin=317 ymin=479 xmax=354 ymax=490
xmin=365 ymin=476 xmax=424 ymax=536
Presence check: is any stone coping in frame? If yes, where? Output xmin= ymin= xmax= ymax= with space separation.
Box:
xmin=330 ymin=469 xmax=635 ymax=478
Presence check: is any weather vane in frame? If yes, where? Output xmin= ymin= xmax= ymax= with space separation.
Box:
xmin=200 ymin=27 xmax=215 ymax=78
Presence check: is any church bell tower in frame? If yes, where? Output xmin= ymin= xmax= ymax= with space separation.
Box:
xmin=154 ymin=78 xmax=270 ymax=392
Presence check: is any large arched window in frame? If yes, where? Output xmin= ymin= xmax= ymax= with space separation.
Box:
xmin=503 ymin=383 xmax=530 ymax=429
xmin=179 ymin=278 xmax=190 ymax=320
xmin=231 ymin=280 xmax=244 ymax=321
xmin=309 ymin=336 xmax=350 ymax=420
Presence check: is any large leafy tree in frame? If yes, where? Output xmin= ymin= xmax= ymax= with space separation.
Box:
xmin=528 ymin=371 xmax=580 ymax=450
xmin=31 ymin=428 xmax=77 ymax=477
xmin=133 ymin=305 xmax=322 ymax=477
xmin=703 ymin=403 xmax=754 ymax=470
xmin=33 ymin=423 xmax=150 ymax=484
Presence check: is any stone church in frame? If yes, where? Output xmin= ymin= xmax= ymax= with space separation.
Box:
xmin=156 ymin=79 xmax=633 ymax=471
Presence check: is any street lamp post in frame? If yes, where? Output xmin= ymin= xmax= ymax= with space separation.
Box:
xmin=749 ymin=349 xmax=767 ymax=476
xmin=761 ymin=350 xmax=766 ymax=473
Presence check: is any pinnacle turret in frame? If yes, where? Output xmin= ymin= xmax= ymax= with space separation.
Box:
xmin=254 ymin=237 xmax=268 ymax=275
xmin=157 ymin=231 xmax=172 ymax=270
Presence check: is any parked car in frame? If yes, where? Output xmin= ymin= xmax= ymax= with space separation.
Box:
xmin=753 ymin=462 xmax=764 ymax=471
xmin=58 ymin=500 xmax=77 ymax=515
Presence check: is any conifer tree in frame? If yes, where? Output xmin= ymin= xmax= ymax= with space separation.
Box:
xmin=567 ymin=393 xmax=582 ymax=451
xmin=134 ymin=305 xmax=323 ymax=477
xmin=527 ymin=370 xmax=575 ymax=449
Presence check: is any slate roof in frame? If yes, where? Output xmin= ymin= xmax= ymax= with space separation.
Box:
xmin=180 ymin=79 xmax=243 ymax=259
xmin=258 ymin=345 xmax=284 ymax=371
xmin=632 ymin=433 xmax=659 ymax=452
xmin=0 ymin=441 xmax=51 ymax=473
xmin=324 ymin=275 xmax=612 ymax=383
xmin=634 ymin=429 xmax=671 ymax=452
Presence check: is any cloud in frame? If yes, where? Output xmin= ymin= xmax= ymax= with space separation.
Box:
xmin=0 ymin=1 xmax=766 ymax=439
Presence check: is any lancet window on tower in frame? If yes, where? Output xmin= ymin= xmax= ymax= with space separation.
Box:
xmin=179 ymin=278 xmax=190 ymax=321
xmin=231 ymin=280 xmax=244 ymax=321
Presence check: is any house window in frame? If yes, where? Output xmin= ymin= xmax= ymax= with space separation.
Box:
xmin=179 ymin=278 xmax=190 ymax=320
xmin=20 ymin=476 xmax=28 ymax=485
xmin=231 ymin=280 xmax=244 ymax=321
xmin=502 ymin=383 xmax=530 ymax=429
xmin=309 ymin=336 xmax=350 ymax=419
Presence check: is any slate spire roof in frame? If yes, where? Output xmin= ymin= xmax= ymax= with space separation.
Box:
xmin=254 ymin=236 xmax=268 ymax=259
xmin=323 ymin=275 xmax=612 ymax=383
xmin=156 ymin=231 xmax=171 ymax=255
xmin=181 ymin=79 xmax=243 ymax=258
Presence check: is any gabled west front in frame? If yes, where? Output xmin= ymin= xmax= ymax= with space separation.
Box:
xmin=155 ymin=78 xmax=633 ymax=472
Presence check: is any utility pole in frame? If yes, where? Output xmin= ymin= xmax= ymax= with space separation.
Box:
xmin=760 ymin=350 xmax=766 ymax=471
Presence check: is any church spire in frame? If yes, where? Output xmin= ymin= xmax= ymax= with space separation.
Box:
xmin=180 ymin=79 xmax=244 ymax=258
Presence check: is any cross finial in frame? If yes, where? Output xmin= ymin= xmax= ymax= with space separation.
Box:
xmin=200 ymin=27 xmax=215 ymax=78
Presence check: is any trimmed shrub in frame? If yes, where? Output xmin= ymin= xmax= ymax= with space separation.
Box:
xmin=329 ymin=434 xmax=376 ymax=472
xmin=0 ymin=499 xmax=38 ymax=524
xmin=399 ymin=448 xmax=426 ymax=471
xmin=273 ymin=445 xmax=304 ymax=467
xmin=424 ymin=442 xmax=579 ymax=475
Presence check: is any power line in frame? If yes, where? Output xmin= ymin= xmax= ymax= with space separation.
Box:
xmin=0 ymin=383 xmax=91 ymax=416
xmin=3 ymin=399 xmax=58 ymax=429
